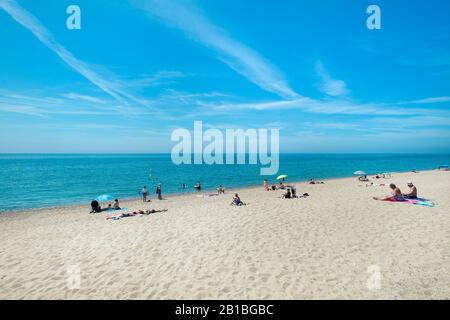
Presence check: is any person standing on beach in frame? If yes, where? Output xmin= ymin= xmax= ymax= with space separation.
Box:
xmin=141 ymin=186 xmax=149 ymax=202
xmin=264 ymin=179 xmax=268 ymax=190
xmin=156 ymin=184 xmax=162 ymax=200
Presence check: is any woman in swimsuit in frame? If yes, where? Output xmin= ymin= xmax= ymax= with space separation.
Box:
xmin=373 ymin=183 xmax=405 ymax=201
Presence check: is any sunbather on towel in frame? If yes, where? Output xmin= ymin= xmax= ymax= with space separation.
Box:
xmin=373 ymin=183 xmax=405 ymax=201
xmin=403 ymin=182 xmax=418 ymax=199
xmin=107 ymin=209 xmax=168 ymax=220
xmin=142 ymin=209 xmax=168 ymax=215
xmin=106 ymin=211 xmax=138 ymax=220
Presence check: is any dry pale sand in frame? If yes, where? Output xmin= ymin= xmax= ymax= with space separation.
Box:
xmin=0 ymin=170 xmax=449 ymax=300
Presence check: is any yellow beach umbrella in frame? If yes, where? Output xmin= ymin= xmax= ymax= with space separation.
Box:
xmin=277 ymin=174 xmax=288 ymax=180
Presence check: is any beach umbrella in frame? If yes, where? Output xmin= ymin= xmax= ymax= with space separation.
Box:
xmin=277 ymin=174 xmax=288 ymax=180
xmin=353 ymin=170 xmax=366 ymax=175
xmin=95 ymin=194 xmax=114 ymax=202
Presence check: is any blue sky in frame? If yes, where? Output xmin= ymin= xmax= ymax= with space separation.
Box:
xmin=0 ymin=0 xmax=449 ymax=153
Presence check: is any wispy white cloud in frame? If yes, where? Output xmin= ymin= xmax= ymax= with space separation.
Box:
xmin=315 ymin=61 xmax=349 ymax=97
xmin=0 ymin=89 xmax=134 ymax=118
xmin=397 ymin=96 xmax=450 ymax=105
xmin=62 ymin=93 xmax=108 ymax=104
xmin=0 ymin=88 xmax=228 ymax=120
xmin=0 ymin=0 xmax=148 ymax=108
xmin=296 ymin=116 xmax=450 ymax=137
xmin=132 ymin=0 xmax=299 ymax=99
xmin=119 ymin=71 xmax=187 ymax=90
xmin=200 ymin=97 xmax=441 ymax=116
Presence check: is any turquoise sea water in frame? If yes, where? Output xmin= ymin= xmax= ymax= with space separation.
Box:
xmin=0 ymin=153 xmax=449 ymax=212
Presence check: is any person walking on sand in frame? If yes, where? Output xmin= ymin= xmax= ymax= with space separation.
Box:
xmin=156 ymin=183 xmax=162 ymax=200
xmin=263 ymin=179 xmax=268 ymax=190
xmin=141 ymin=186 xmax=149 ymax=202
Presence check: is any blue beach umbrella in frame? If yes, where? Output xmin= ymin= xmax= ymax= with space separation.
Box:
xmin=95 ymin=194 xmax=114 ymax=202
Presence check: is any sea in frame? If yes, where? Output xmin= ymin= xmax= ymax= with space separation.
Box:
xmin=0 ymin=153 xmax=449 ymax=212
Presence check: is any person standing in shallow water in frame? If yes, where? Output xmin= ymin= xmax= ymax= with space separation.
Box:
xmin=141 ymin=186 xmax=149 ymax=202
xmin=156 ymin=184 xmax=162 ymax=200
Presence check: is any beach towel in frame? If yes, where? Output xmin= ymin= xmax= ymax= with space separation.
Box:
xmin=109 ymin=214 xmax=134 ymax=221
xmin=383 ymin=198 xmax=435 ymax=207
xmin=108 ymin=211 xmax=138 ymax=220
xmin=104 ymin=207 xmax=129 ymax=212
xmin=407 ymin=199 xmax=436 ymax=207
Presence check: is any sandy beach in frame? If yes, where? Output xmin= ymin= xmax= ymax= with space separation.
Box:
xmin=0 ymin=170 xmax=449 ymax=299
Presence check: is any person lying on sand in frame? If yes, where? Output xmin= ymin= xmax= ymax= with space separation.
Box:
xmin=230 ymin=194 xmax=246 ymax=206
xmin=141 ymin=209 xmax=168 ymax=215
xmin=403 ymin=182 xmax=418 ymax=199
xmin=106 ymin=212 xmax=137 ymax=220
xmin=106 ymin=209 xmax=168 ymax=220
xmin=373 ymin=183 xmax=405 ymax=201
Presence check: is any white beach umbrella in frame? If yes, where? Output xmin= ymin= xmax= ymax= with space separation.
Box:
xmin=353 ymin=170 xmax=366 ymax=175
